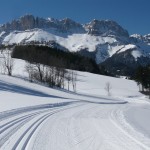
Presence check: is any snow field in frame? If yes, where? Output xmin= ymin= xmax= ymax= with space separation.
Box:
xmin=0 ymin=58 xmax=150 ymax=149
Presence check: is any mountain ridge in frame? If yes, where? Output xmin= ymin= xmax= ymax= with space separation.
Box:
xmin=0 ymin=15 xmax=150 ymax=76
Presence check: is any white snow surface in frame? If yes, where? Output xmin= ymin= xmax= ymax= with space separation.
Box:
xmin=0 ymin=31 xmax=5 ymax=37
xmin=2 ymin=29 xmax=117 ymax=52
xmin=132 ymin=50 xmax=142 ymax=60
xmin=0 ymin=58 xmax=150 ymax=150
xmin=117 ymin=44 xmax=136 ymax=53
xmin=2 ymin=29 xmax=150 ymax=64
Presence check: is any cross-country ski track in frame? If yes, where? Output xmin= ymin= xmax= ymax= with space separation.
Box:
xmin=0 ymin=99 xmax=150 ymax=150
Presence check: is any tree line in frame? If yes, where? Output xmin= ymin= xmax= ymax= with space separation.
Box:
xmin=25 ymin=61 xmax=77 ymax=91
xmin=0 ymin=47 xmax=78 ymax=91
xmin=134 ymin=65 xmax=150 ymax=98
xmin=0 ymin=45 xmax=110 ymax=92
xmin=12 ymin=45 xmax=101 ymax=74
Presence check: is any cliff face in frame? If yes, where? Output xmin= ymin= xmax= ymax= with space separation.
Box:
xmin=0 ymin=15 xmax=130 ymax=39
xmin=0 ymin=15 xmax=85 ymax=33
xmin=0 ymin=15 xmax=36 ymax=31
xmin=84 ymin=19 xmax=129 ymax=38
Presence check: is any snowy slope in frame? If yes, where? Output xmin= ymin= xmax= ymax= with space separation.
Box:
xmin=2 ymin=29 xmax=116 ymax=52
xmin=0 ymin=58 xmax=150 ymax=149
xmin=1 ymin=29 xmax=148 ymax=63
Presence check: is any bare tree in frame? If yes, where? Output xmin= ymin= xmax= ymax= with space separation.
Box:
xmin=71 ymin=71 xmax=77 ymax=92
xmin=105 ymin=82 xmax=112 ymax=96
xmin=35 ymin=63 xmax=45 ymax=82
xmin=61 ymin=69 xmax=67 ymax=89
xmin=25 ymin=62 xmax=35 ymax=82
xmin=25 ymin=61 xmax=67 ymax=88
xmin=2 ymin=49 xmax=14 ymax=76
xmin=25 ymin=62 xmax=46 ymax=83
xmin=66 ymin=70 xmax=71 ymax=91
xmin=56 ymin=67 xmax=67 ymax=88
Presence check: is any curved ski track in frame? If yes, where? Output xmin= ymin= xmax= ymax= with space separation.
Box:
xmin=0 ymin=101 xmax=150 ymax=150
xmin=0 ymin=102 xmax=83 ymax=150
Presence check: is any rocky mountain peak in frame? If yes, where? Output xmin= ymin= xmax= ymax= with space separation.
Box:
xmin=19 ymin=15 xmax=36 ymax=30
xmin=59 ymin=18 xmax=85 ymax=33
xmin=85 ymin=19 xmax=129 ymax=38
xmin=0 ymin=14 xmax=37 ymax=31
xmin=0 ymin=15 xmax=86 ymax=34
xmin=0 ymin=15 xmax=130 ymax=37
xmin=130 ymin=34 xmax=150 ymax=45
xmin=144 ymin=34 xmax=150 ymax=43
xmin=130 ymin=34 xmax=144 ymax=43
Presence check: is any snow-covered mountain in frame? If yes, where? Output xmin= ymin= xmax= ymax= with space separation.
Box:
xmin=0 ymin=15 xmax=150 ymax=75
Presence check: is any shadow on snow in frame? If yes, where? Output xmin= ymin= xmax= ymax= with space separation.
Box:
xmin=0 ymin=80 xmax=65 ymax=99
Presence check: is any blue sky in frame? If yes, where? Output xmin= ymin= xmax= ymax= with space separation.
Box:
xmin=0 ymin=0 xmax=149 ymax=35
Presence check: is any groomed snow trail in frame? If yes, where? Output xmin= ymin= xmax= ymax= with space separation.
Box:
xmin=31 ymin=103 xmax=150 ymax=150
xmin=1 ymin=100 xmax=149 ymax=150
xmin=0 ymin=102 xmax=84 ymax=150
xmin=0 ymin=60 xmax=150 ymax=149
